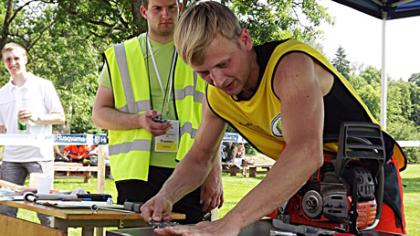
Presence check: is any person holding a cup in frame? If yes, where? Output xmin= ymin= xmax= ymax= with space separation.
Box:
xmin=0 ymin=42 xmax=65 ymax=225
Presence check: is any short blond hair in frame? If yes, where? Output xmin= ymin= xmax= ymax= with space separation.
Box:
xmin=1 ymin=42 xmax=27 ymax=59
xmin=174 ymin=1 xmax=241 ymax=66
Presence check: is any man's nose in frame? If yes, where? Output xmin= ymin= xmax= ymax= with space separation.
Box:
xmin=161 ymin=8 xmax=170 ymax=18
xmin=210 ymin=70 xmax=225 ymax=88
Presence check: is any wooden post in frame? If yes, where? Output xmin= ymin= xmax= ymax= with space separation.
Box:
xmin=96 ymin=145 xmax=106 ymax=194
xmin=96 ymin=145 xmax=106 ymax=236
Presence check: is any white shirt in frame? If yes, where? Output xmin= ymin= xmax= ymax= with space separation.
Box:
xmin=0 ymin=73 xmax=64 ymax=162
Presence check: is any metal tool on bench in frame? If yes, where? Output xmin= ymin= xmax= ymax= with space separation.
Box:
xmin=123 ymin=201 xmax=144 ymax=213
xmin=123 ymin=201 xmax=179 ymax=228
xmin=23 ymin=192 xmax=112 ymax=202
xmin=90 ymin=204 xmax=134 ymax=213
xmin=149 ymin=220 xmax=179 ymax=229
xmin=23 ymin=192 xmax=78 ymax=202
xmin=272 ymin=219 xmax=336 ymax=236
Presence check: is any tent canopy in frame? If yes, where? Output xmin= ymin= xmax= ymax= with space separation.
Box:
xmin=331 ymin=0 xmax=420 ymax=20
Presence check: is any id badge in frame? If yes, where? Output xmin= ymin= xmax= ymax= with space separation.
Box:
xmin=154 ymin=120 xmax=179 ymax=152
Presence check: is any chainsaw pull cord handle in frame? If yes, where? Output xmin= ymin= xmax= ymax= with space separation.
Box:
xmin=376 ymin=164 xmax=384 ymax=220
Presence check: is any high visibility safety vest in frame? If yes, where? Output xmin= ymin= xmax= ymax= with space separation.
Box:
xmin=104 ymin=37 xmax=205 ymax=182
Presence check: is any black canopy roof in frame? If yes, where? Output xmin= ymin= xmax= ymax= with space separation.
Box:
xmin=331 ymin=0 xmax=420 ymax=20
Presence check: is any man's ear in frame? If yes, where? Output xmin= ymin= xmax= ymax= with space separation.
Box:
xmin=140 ymin=5 xmax=147 ymax=20
xmin=239 ymin=28 xmax=253 ymax=50
xmin=178 ymin=2 xmax=184 ymax=14
xmin=22 ymin=54 xmax=28 ymax=66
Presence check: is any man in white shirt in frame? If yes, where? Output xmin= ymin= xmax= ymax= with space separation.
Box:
xmin=0 ymin=42 xmax=65 ymax=225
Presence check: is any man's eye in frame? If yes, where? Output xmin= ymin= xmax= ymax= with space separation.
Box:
xmin=217 ymin=60 xmax=230 ymax=68
xmin=198 ymin=72 xmax=209 ymax=78
xmin=152 ymin=7 xmax=161 ymax=12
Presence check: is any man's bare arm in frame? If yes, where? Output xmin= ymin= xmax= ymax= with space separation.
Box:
xmin=92 ymin=86 xmax=170 ymax=135
xmin=200 ymin=130 xmax=225 ymax=212
xmin=220 ymin=52 xmax=325 ymax=230
xmin=29 ymin=112 xmax=65 ymax=125
xmin=141 ymin=100 xmax=226 ymax=222
xmin=161 ymin=101 xmax=225 ymax=203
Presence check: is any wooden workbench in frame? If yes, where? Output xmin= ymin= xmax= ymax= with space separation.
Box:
xmin=0 ymin=200 xmax=184 ymax=236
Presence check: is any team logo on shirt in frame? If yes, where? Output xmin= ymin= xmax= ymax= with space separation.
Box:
xmin=271 ymin=114 xmax=283 ymax=137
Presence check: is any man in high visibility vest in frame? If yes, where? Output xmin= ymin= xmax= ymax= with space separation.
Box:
xmin=92 ymin=0 xmax=223 ymax=224
xmin=140 ymin=2 xmax=406 ymax=235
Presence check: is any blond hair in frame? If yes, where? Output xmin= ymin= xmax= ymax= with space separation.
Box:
xmin=1 ymin=42 xmax=27 ymax=59
xmin=174 ymin=1 xmax=241 ymax=66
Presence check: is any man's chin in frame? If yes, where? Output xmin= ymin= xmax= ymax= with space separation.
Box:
xmin=158 ymin=26 xmax=174 ymax=33
xmin=222 ymin=89 xmax=240 ymax=97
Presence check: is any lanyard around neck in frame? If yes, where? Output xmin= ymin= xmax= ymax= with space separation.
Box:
xmin=146 ymin=34 xmax=177 ymax=115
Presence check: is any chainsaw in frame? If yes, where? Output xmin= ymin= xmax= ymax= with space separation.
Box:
xmin=275 ymin=122 xmax=386 ymax=234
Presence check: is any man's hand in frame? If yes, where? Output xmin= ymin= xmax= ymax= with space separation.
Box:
xmin=200 ymin=168 xmax=224 ymax=212
xmin=154 ymin=219 xmax=240 ymax=236
xmin=0 ymin=125 xmax=6 ymax=133
xmin=140 ymin=194 xmax=174 ymax=223
xmin=140 ymin=110 xmax=172 ymax=136
xmin=18 ymin=109 xmax=34 ymax=122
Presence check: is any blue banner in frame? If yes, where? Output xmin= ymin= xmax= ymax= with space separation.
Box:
xmin=222 ymin=132 xmax=247 ymax=143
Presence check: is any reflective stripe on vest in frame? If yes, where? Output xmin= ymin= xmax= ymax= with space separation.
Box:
xmin=105 ymin=37 xmax=152 ymax=181
xmin=173 ymin=55 xmax=205 ymax=161
xmin=104 ymin=36 xmax=205 ymax=181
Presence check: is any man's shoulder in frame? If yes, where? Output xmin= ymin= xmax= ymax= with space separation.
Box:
xmin=27 ymin=72 xmax=46 ymax=81
xmin=26 ymin=73 xmax=58 ymax=95
xmin=105 ymin=34 xmax=144 ymax=51
xmin=0 ymin=82 xmax=11 ymax=97
xmin=28 ymin=73 xmax=54 ymax=86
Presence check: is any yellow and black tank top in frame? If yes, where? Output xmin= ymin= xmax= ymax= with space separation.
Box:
xmin=207 ymin=39 xmax=405 ymax=168
xmin=207 ymin=39 xmax=405 ymax=228
xmin=207 ymin=39 xmax=379 ymax=156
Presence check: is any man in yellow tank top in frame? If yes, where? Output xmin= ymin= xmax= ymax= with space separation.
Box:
xmin=141 ymin=1 xmax=406 ymax=235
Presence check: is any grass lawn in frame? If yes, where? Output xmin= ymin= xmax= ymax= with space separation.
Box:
xmin=15 ymin=164 xmax=420 ymax=236
xmin=400 ymin=164 xmax=420 ymax=235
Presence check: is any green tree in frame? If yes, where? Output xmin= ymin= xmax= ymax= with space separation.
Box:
xmin=0 ymin=0 xmax=147 ymax=133
xmin=349 ymin=66 xmax=382 ymax=120
xmin=228 ymin=0 xmax=332 ymax=44
xmin=1 ymin=0 xmax=332 ymax=134
xmin=332 ymin=46 xmax=350 ymax=78
xmin=408 ymin=73 xmax=420 ymax=126
xmin=408 ymin=72 xmax=420 ymax=86
xmin=387 ymin=80 xmax=413 ymax=123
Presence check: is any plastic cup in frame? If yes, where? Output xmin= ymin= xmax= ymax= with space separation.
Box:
xmin=29 ymin=173 xmax=52 ymax=194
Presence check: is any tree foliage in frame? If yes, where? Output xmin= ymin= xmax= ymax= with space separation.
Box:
xmin=2 ymin=0 xmax=331 ymax=133
xmin=346 ymin=66 xmax=381 ymax=120
xmin=1 ymin=0 xmax=418 ymax=162
xmin=332 ymin=47 xmax=419 ymax=163
xmin=0 ymin=0 xmax=148 ymax=133
xmin=228 ymin=0 xmax=332 ymax=44
xmin=332 ymin=46 xmax=350 ymax=79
